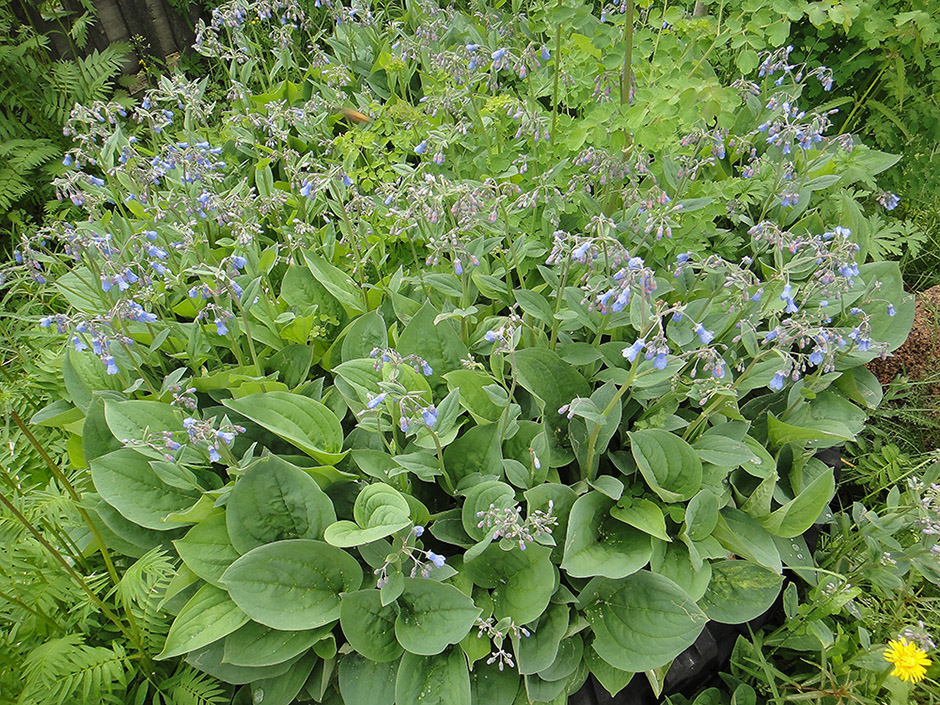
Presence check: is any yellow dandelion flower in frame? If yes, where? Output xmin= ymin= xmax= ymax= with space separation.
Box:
xmin=884 ymin=638 xmax=932 ymax=683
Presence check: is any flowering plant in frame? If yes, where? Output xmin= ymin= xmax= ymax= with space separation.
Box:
xmin=4 ymin=0 xmax=916 ymax=702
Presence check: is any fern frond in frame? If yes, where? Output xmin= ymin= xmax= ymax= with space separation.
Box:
xmin=18 ymin=635 xmax=128 ymax=705
xmin=114 ymin=548 xmax=178 ymax=654
xmin=159 ymin=665 xmax=228 ymax=705
xmin=0 ymin=169 xmax=30 ymax=211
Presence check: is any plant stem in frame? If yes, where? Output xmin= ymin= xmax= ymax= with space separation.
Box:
xmin=0 ymin=587 xmax=63 ymax=632
xmin=0 ymin=490 xmax=134 ymax=646
xmin=619 ymin=0 xmax=635 ymax=107
xmin=584 ymin=362 xmax=637 ymax=481
xmin=550 ymin=11 xmax=562 ymax=143
xmin=10 ymin=410 xmax=121 ymax=587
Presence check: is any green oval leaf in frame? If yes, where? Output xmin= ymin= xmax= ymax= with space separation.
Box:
xmin=340 ymin=589 xmax=403 ymax=662
xmin=221 ymin=539 xmax=362 ymax=630
xmin=395 ymin=578 xmax=481 ymax=655
xmin=395 ymin=648 xmax=471 ymax=705
xmin=340 ymin=311 xmax=388 ymax=362
xmin=515 ymin=602 xmax=569 ymax=675
xmin=513 ymin=348 xmax=590 ymax=432
xmin=90 ymin=448 xmax=200 ymax=530
xmin=324 ymin=483 xmax=411 ymax=548
xmin=629 ymin=430 xmax=703 ymax=502
xmin=104 ymin=400 xmax=181 ymax=444
xmin=226 ymin=455 xmax=336 ymax=554
xmin=463 ymin=543 xmax=556 ymax=625
xmin=222 ymin=392 xmax=345 ymax=464
xmin=461 ymin=480 xmax=516 ymax=541
xmin=157 ymin=584 xmax=249 ymax=660
xmin=562 ymin=492 xmax=652 ymax=579
xmin=580 ymin=572 xmax=707 ymax=672
xmin=470 ymin=660 xmax=519 ymax=705
xmin=684 ymin=490 xmax=720 ymax=541
xmin=174 ymin=511 xmax=241 ymax=586
xmin=699 ymin=560 xmax=783 ymax=624
xmin=713 ymin=508 xmax=782 ymax=573
xmin=223 ymin=621 xmax=330 ymax=668
xmin=339 ymin=653 xmax=397 ymax=705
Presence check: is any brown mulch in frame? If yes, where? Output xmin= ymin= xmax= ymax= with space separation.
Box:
xmin=868 ymin=284 xmax=940 ymax=387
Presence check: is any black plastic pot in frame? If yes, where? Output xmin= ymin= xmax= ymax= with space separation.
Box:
xmin=568 ymin=448 xmax=843 ymax=704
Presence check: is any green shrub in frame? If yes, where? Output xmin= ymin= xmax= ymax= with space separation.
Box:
xmin=1 ymin=0 xmax=918 ymax=702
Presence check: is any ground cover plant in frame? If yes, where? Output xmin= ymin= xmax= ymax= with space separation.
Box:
xmin=672 ymin=0 xmax=940 ymax=289
xmin=0 ymin=0 xmax=922 ymax=703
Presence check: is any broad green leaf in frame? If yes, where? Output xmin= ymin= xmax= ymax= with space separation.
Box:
xmin=443 ymin=370 xmax=504 ymax=424
xmin=395 ymin=648 xmax=471 ymax=705
xmin=221 ymin=539 xmax=362 ymax=630
xmin=834 ymin=366 xmax=883 ymax=410
xmin=629 ymin=430 xmax=702 ymax=502
xmin=778 ymin=391 xmax=866 ymax=447
xmin=570 ymin=382 xmax=622 ymax=479
xmin=462 ymin=543 xmax=555 ymax=624
xmin=684 ymin=490 xmax=720 ymax=541
xmin=513 ymin=289 xmax=554 ymax=324
xmin=524 ymin=674 xmax=567 ymax=702
xmin=223 ymin=392 xmax=345 ymax=464
xmin=324 ymin=483 xmax=411 ymax=547
xmin=538 ymin=634 xmax=583 ymax=682
xmin=444 ymin=422 xmax=503 ymax=485
xmin=651 ymin=542 xmax=713 ymax=602
xmin=514 ymin=602 xmax=569 ymax=675
xmin=341 ymin=311 xmax=388 ymax=363
xmin=585 ymin=646 xmax=634 ymax=697
xmin=339 ymin=653 xmax=397 ymax=705
xmin=88 ymin=493 xmax=181 ymax=557
xmin=186 ymin=640 xmax=302 ymax=685
xmin=580 ymin=572 xmax=707 ymax=672
xmin=461 ymin=480 xmax=516 ymax=541
xmin=525 ymin=484 xmax=578 ymax=563
xmin=104 ymin=400 xmax=181 ymax=445
xmin=698 ymin=560 xmax=783 ymax=624
xmin=63 ymin=346 xmax=122 ymax=413
xmin=761 ymin=469 xmax=835 ymax=538
xmin=513 ymin=348 xmax=590 ymax=432
xmin=174 ymin=511 xmax=240 ymax=586
xmin=392 ymin=450 xmax=442 ymax=481
xmin=249 ymin=652 xmax=318 ymax=705
xmin=692 ymin=436 xmax=758 ymax=468
xmin=226 ymin=455 xmax=336 ymax=554
xmin=610 ymin=497 xmax=670 ymax=542
xmin=333 ymin=358 xmax=382 ymax=408
xmin=470 ymin=661 xmax=519 ymax=705
xmin=157 ymin=584 xmax=249 ymax=660
xmin=81 ymin=392 xmax=123 ymax=463
xmin=340 ymin=589 xmax=403 ymax=662
xmin=562 ymin=492 xmax=652 ymax=579
xmin=303 ymin=251 xmax=365 ymax=313
xmin=31 ymin=400 xmax=82 ymax=428
xmin=766 ymin=413 xmax=850 ymax=449
xmin=395 ymin=578 xmax=481 ymax=655
xmin=223 ymin=621 xmax=330 ymax=667
xmin=713 ymin=508 xmax=782 ymax=573
xmin=397 ymin=301 xmax=469 ymax=380
xmin=90 ymin=448 xmax=201 ymax=530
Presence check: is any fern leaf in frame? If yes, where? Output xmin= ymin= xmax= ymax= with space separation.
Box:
xmin=159 ymin=666 xmax=228 ymax=705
